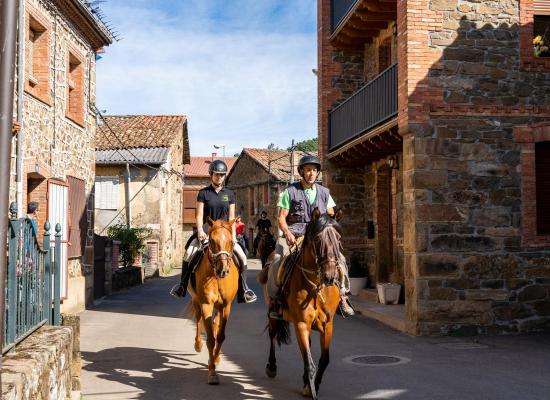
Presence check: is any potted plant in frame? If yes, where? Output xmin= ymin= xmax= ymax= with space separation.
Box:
xmin=348 ymin=252 xmax=367 ymax=296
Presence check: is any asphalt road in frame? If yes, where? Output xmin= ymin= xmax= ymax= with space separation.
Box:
xmin=81 ymin=259 xmax=550 ymax=400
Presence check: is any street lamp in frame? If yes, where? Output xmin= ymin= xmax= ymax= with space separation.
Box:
xmin=213 ymin=144 xmax=225 ymax=158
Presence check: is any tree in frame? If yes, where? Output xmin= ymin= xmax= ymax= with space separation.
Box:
xmin=288 ymin=138 xmax=318 ymax=152
xmin=267 ymin=143 xmax=280 ymax=150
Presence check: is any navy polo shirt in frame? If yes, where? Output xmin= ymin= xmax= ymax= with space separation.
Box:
xmin=197 ymin=185 xmax=236 ymax=224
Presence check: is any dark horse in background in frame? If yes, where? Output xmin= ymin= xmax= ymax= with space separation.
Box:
xmin=257 ymin=225 xmax=276 ymax=268
xmin=258 ymin=209 xmax=344 ymax=399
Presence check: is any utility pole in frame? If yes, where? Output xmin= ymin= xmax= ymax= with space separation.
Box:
xmin=289 ymin=139 xmax=295 ymax=184
xmin=0 ymin=0 xmax=20 ymax=378
xmin=125 ymin=163 xmax=131 ymax=228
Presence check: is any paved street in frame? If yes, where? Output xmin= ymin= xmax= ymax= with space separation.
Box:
xmin=81 ymin=260 xmax=550 ymax=400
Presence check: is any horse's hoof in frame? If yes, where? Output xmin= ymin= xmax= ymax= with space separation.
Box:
xmin=194 ymin=341 xmax=202 ymax=353
xmin=302 ymin=385 xmax=311 ymax=397
xmin=208 ymin=372 xmax=219 ymax=385
xmin=265 ymin=364 xmax=277 ymax=378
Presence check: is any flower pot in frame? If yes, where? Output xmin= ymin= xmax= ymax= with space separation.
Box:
xmin=349 ymin=276 xmax=367 ymax=296
xmin=376 ymin=283 xmax=401 ymax=305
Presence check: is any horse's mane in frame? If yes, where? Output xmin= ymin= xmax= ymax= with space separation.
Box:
xmin=303 ymin=213 xmax=343 ymax=260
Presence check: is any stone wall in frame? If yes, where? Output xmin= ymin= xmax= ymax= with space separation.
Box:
xmin=226 ymin=154 xmax=285 ymax=245
xmin=1 ymin=326 xmax=74 ymax=400
xmin=404 ymin=0 xmax=550 ymax=335
xmin=7 ymin=0 xmax=102 ymax=313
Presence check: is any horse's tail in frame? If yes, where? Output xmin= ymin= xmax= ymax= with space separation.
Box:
xmin=268 ymin=319 xmax=291 ymax=346
xmin=182 ymin=299 xmax=194 ymax=319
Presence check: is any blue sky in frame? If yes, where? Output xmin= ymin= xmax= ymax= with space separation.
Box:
xmin=96 ymin=0 xmax=317 ymax=156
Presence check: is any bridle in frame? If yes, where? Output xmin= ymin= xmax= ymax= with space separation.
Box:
xmin=206 ymin=225 xmax=234 ymax=275
xmin=298 ymin=221 xmax=342 ymax=301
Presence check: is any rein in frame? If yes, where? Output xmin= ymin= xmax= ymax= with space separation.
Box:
xmin=205 ymin=224 xmax=234 ymax=274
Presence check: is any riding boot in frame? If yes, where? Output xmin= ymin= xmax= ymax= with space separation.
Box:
xmin=170 ymin=260 xmax=191 ymax=298
xmin=338 ymin=295 xmax=355 ymax=318
xmin=237 ymin=267 xmax=257 ymax=303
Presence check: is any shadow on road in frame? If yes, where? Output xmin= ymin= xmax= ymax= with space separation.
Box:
xmin=82 ymin=346 xmax=274 ymax=400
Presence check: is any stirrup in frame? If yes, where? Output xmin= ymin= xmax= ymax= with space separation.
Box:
xmin=240 ymin=289 xmax=257 ymax=304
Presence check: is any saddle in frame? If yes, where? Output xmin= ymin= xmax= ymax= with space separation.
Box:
xmin=275 ymin=236 xmax=304 ymax=296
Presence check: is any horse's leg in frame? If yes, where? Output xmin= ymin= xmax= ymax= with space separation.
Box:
xmin=295 ymin=322 xmax=317 ymax=399
xmin=193 ymin=298 xmax=203 ymax=353
xmin=201 ymin=303 xmax=219 ymax=385
xmin=314 ymin=321 xmax=333 ymax=393
xmin=213 ymin=303 xmax=231 ymax=365
xmin=265 ymin=317 xmax=278 ymax=378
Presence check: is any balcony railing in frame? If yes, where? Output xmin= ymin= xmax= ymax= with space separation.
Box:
xmin=329 ymin=63 xmax=398 ymax=152
xmin=331 ymin=0 xmax=358 ymax=32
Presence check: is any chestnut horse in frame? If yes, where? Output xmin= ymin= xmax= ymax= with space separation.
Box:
xmin=262 ymin=209 xmax=343 ymax=399
xmin=258 ymin=226 xmax=276 ymax=268
xmin=188 ymin=218 xmax=238 ymax=385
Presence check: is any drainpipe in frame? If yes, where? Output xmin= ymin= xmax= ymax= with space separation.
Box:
xmin=125 ymin=163 xmax=131 ymax=228
xmin=0 ymin=0 xmax=20 ymax=371
xmin=15 ymin=0 xmax=24 ymax=217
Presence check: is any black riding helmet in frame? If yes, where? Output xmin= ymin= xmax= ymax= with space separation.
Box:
xmin=208 ymin=159 xmax=228 ymax=175
xmin=297 ymin=155 xmax=321 ymax=175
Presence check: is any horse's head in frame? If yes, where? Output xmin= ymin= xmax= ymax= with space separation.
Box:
xmin=304 ymin=208 xmax=344 ymax=285
xmin=207 ymin=217 xmax=235 ymax=278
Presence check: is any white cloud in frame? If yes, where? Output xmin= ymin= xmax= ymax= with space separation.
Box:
xmin=96 ymin=1 xmax=317 ymax=156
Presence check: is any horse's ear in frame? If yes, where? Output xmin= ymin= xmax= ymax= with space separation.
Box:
xmin=312 ymin=208 xmax=321 ymax=221
xmin=207 ymin=216 xmax=214 ymax=227
xmin=333 ymin=208 xmax=343 ymax=222
xmin=227 ymin=218 xmax=236 ymax=227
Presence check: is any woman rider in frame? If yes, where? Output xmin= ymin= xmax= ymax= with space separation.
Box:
xmin=170 ymin=160 xmax=257 ymax=303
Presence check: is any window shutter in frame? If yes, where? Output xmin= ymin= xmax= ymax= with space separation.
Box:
xmin=95 ymin=176 xmax=118 ymax=210
xmin=536 ymin=141 xmax=550 ymax=234
xmin=68 ymin=176 xmax=86 ymax=258
xmin=183 ymin=189 xmax=198 ymax=224
xmin=534 ymin=0 xmax=550 ymax=15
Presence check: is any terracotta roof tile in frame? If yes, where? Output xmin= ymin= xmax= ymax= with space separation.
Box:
xmin=184 ymin=156 xmax=237 ymax=177
xmin=96 ymin=115 xmax=187 ymax=151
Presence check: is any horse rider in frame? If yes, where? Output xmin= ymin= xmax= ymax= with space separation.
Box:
xmin=252 ymin=211 xmax=273 ymax=257
xmin=170 ymin=159 xmax=257 ymax=303
xmin=267 ymin=154 xmax=355 ymax=318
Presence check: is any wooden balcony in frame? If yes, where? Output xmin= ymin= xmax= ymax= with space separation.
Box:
xmin=331 ymin=0 xmax=397 ymax=49
xmin=328 ymin=63 xmax=400 ymax=165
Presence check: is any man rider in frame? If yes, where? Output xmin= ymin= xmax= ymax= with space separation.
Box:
xmin=267 ymin=155 xmax=355 ymax=318
xmin=170 ymin=159 xmax=257 ymax=303
xmin=252 ymin=211 xmax=272 ymax=257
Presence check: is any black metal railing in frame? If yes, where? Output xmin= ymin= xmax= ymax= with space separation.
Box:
xmin=331 ymin=0 xmax=359 ymax=32
xmin=3 ymin=203 xmax=61 ymax=354
xmin=329 ymin=63 xmax=398 ymax=151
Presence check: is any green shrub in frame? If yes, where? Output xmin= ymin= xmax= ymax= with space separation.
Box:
xmin=107 ymin=224 xmax=150 ymax=267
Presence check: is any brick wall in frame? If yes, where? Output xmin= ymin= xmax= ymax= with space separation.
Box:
xmin=405 ymin=0 xmax=550 ymax=335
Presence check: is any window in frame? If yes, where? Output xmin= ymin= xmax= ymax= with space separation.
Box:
xmin=68 ymin=176 xmax=86 ymax=258
xmin=95 ymin=176 xmax=118 ymax=210
xmin=520 ymin=0 xmax=550 ymax=69
xmin=262 ymin=183 xmax=269 ymax=205
xmin=66 ymin=51 xmax=85 ymax=126
xmin=25 ymin=12 xmax=50 ymax=103
xmin=183 ymin=188 xmax=199 ymax=224
xmin=536 ymin=141 xmax=550 ymax=234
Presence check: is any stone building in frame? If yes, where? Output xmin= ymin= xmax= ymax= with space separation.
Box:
xmin=226 ymin=148 xmax=313 ymax=248
xmin=8 ymin=0 xmax=113 ymax=313
xmin=318 ymin=0 xmax=550 ymax=335
xmin=182 ymin=155 xmax=236 ymax=240
xmin=95 ymin=115 xmax=190 ymax=276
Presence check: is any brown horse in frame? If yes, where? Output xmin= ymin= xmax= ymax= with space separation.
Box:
xmin=188 ymin=217 xmax=239 ymax=385
xmin=258 ymin=226 xmax=276 ymax=268
xmin=262 ymin=208 xmax=344 ymax=399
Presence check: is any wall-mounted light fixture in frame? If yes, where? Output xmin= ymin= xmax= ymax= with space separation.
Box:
xmin=387 ymin=155 xmax=399 ymax=170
